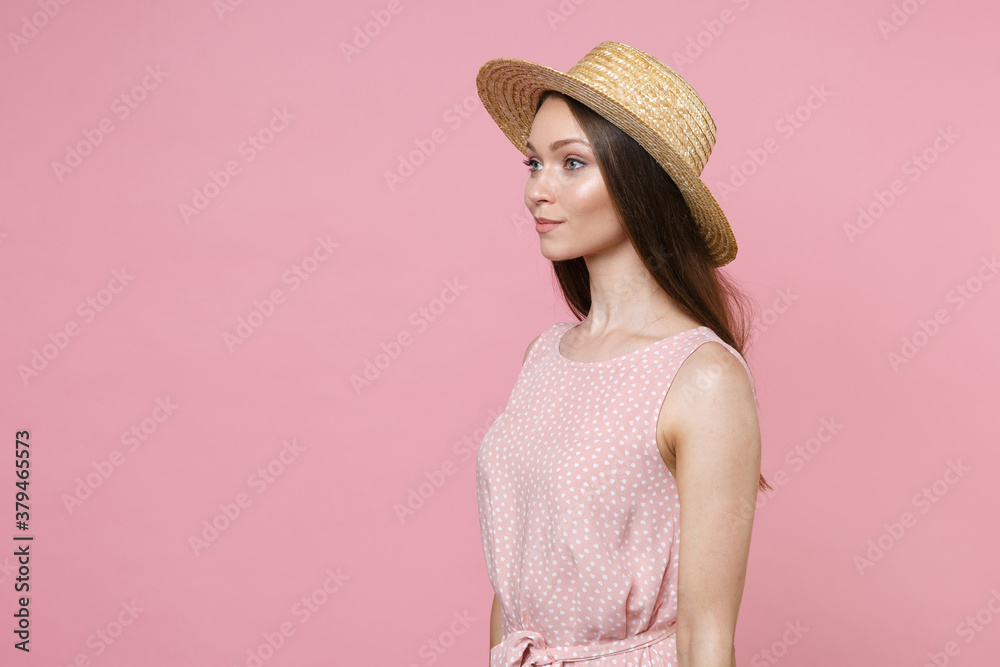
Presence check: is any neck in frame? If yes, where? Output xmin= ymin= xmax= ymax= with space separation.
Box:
xmin=579 ymin=240 xmax=690 ymax=338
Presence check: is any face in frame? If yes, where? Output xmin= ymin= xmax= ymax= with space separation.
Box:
xmin=523 ymin=96 xmax=628 ymax=261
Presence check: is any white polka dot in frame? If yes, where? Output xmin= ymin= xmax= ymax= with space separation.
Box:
xmin=476 ymin=321 xmax=756 ymax=665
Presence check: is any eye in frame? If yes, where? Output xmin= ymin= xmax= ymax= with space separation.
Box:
xmin=565 ymin=157 xmax=586 ymax=169
xmin=522 ymin=158 xmax=540 ymax=172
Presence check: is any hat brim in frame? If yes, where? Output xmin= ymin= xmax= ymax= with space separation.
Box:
xmin=476 ymin=56 xmax=737 ymax=267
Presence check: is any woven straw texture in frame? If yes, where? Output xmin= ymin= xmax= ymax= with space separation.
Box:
xmin=476 ymin=41 xmax=738 ymax=267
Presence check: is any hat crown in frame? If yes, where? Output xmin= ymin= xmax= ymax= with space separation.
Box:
xmin=564 ymin=41 xmax=717 ymax=175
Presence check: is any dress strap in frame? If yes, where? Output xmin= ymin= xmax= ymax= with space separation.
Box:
xmin=523 ymin=322 xmax=569 ymax=368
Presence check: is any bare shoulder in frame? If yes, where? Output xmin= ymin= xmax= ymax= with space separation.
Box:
xmin=657 ymin=341 xmax=759 ymax=464
xmin=523 ymin=333 xmax=543 ymax=366
xmin=675 ymin=341 xmax=755 ymax=412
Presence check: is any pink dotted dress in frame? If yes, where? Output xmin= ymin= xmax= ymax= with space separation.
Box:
xmin=476 ymin=321 xmax=756 ymax=667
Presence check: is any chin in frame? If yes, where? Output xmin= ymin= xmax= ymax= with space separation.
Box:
xmin=538 ymin=241 xmax=583 ymax=263
xmin=540 ymin=234 xmax=617 ymax=262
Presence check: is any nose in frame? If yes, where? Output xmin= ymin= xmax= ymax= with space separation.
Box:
xmin=525 ymin=169 xmax=554 ymax=209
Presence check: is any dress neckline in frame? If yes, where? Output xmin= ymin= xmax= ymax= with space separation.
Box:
xmin=554 ymin=321 xmax=709 ymax=366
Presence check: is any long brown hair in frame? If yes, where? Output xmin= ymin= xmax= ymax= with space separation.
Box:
xmin=537 ymin=91 xmax=771 ymax=493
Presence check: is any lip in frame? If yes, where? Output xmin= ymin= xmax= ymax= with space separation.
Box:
xmin=534 ymin=217 xmax=564 ymax=233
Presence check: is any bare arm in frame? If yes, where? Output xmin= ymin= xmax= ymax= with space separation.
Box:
xmin=667 ymin=342 xmax=761 ymax=667
xmin=490 ymin=593 xmax=502 ymax=649
xmin=488 ymin=332 xmax=542 ymax=659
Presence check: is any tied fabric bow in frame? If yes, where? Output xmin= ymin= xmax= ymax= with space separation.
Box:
xmin=493 ymin=622 xmax=676 ymax=667
xmin=497 ymin=629 xmax=564 ymax=667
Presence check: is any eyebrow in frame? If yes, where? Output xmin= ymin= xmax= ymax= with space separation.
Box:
xmin=525 ymin=138 xmax=591 ymax=152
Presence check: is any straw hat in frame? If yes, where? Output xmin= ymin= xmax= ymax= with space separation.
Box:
xmin=476 ymin=41 xmax=737 ymax=267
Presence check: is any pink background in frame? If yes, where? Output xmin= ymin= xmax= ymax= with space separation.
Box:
xmin=2 ymin=0 xmax=999 ymax=665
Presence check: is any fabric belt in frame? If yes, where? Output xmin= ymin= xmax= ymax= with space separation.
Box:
xmin=491 ymin=622 xmax=677 ymax=667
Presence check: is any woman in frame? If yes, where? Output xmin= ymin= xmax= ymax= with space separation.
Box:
xmin=474 ymin=42 xmax=771 ymax=667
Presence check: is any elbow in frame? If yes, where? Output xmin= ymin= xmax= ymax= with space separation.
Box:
xmin=676 ymin=627 xmax=736 ymax=667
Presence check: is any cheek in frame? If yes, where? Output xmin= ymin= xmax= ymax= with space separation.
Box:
xmin=566 ymin=172 xmax=613 ymax=218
